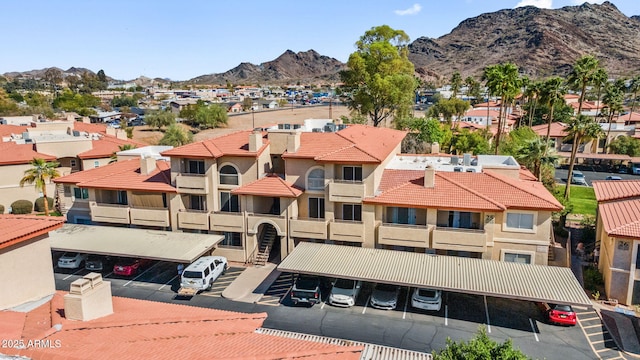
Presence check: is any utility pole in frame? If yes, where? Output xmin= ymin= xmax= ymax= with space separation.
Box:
xmin=252 ymin=108 xmax=255 ymax=129
xmin=329 ymin=98 xmax=333 ymax=119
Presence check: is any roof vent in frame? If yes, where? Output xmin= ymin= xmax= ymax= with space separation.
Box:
xmin=463 ymin=153 xmax=471 ymax=166
xmin=451 ymin=155 xmax=459 ymax=165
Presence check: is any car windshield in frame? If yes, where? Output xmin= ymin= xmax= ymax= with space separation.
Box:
xmin=116 ymin=258 xmax=137 ymax=266
xmin=552 ymin=304 xmax=573 ymax=312
xmin=295 ymin=276 xmax=319 ymax=290
xmin=334 ymin=279 xmax=355 ymax=289
xmin=573 ymin=173 xmax=584 ymax=178
xmin=182 ymin=271 xmax=203 ymax=279
xmin=417 ymin=289 xmax=438 ymax=298
xmin=63 ymin=252 xmax=78 ymax=258
xmin=375 ymin=283 xmax=397 ymax=292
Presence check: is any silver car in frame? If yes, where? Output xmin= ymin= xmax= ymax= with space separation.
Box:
xmin=329 ymin=278 xmax=362 ymax=307
xmin=370 ymin=283 xmax=400 ymax=310
xmin=571 ymin=170 xmax=588 ymax=186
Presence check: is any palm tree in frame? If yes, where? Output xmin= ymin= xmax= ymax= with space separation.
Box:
xmin=159 ymin=124 xmax=193 ymax=147
xmin=450 ymin=71 xmax=462 ymax=98
xmin=566 ymin=55 xmax=600 ymax=117
xmin=19 ymin=158 xmax=61 ymax=216
xmin=539 ymin=77 xmax=566 ymax=153
xmin=514 ymin=137 xmax=558 ymax=180
xmin=564 ymin=115 xmax=604 ymax=200
xmin=109 ymin=144 xmax=137 ymax=164
xmin=592 ymin=68 xmax=608 ymax=121
xmin=629 ymin=75 xmax=640 ymax=121
xmin=483 ymin=63 xmax=521 ymax=154
xmin=525 ymin=80 xmax=543 ymax=127
xmin=602 ymin=82 xmax=625 ymax=151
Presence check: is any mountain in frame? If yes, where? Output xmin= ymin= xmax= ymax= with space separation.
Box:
xmin=408 ymin=1 xmax=640 ymax=83
xmin=188 ymin=49 xmax=345 ymax=85
xmin=2 ymin=67 xmax=95 ymax=79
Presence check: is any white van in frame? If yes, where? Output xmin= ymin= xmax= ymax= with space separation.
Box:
xmin=180 ymin=256 xmax=228 ymax=292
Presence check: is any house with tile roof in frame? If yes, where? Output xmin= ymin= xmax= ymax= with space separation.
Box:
xmin=593 ymin=180 xmax=640 ymax=305
xmin=54 ymin=120 xmax=562 ymax=267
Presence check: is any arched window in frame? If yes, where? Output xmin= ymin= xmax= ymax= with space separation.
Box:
xmin=219 ymin=165 xmax=239 ymax=185
xmin=307 ymin=168 xmax=325 ymax=190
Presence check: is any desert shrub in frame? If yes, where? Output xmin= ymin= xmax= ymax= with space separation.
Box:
xmin=34 ymin=196 xmax=54 ymax=212
xmin=584 ymin=267 xmax=604 ymax=291
xmin=11 ymin=200 xmax=33 ymax=214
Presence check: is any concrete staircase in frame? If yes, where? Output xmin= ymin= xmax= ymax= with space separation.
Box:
xmin=254 ymin=226 xmax=277 ymax=266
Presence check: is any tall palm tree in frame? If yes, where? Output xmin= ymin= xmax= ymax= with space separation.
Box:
xmin=525 ymin=80 xmax=543 ymax=127
xmin=539 ymin=77 xmax=566 ymax=153
xmin=483 ymin=63 xmax=521 ymax=154
xmin=19 ymin=158 xmax=61 ymax=216
xmin=514 ymin=137 xmax=558 ymax=180
xmin=159 ymin=124 xmax=193 ymax=147
xmin=566 ymin=55 xmax=600 ymax=117
xmin=592 ymin=68 xmax=609 ymax=122
xmin=564 ymin=115 xmax=604 ymax=200
xmin=629 ymin=75 xmax=640 ymax=121
xmin=450 ymin=71 xmax=462 ymax=98
xmin=602 ymin=81 xmax=625 ymax=151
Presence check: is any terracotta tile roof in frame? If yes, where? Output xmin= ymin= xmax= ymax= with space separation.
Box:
xmin=519 ymin=166 xmax=538 ymax=181
xmin=0 ymin=215 xmax=64 ymax=251
xmin=457 ymin=122 xmax=487 ymax=130
xmin=232 ymin=174 xmax=303 ymax=198
xmin=0 ymin=292 xmax=363 ymax=360
xmin=283 ymin=125 xmax=406 ymax=164
xmin=530 ymin=122 xmax=568 ymax=138
xmin=464 ymin=109 xmax=500 ymax=118
xmin=365 ymin=169 xmax=562 ymax=211
xmin=593 ymin=180 xmax=640 ymax=202
xmin=160 ymin=130 xmax=269 ymax=159
xmin=72 ymin=122 xmax=108 ymax=134
xmin=598 ymin=199 xmax=640 ymax=238
xmin=0 ymin=124 xmax=29 ymax=137
xmin=53 ymin=158 xmax=175 ymax=192
xmin=0 ymin=141 xmax=56 ymax=165
xmin=617 ymin=112 xmax=640 ymax=122
xmin=77 ymin=136 xmax=146 ymax=160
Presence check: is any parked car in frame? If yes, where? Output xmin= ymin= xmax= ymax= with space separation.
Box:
xmin=606 ymin=175 xmax=623 ymax=181
xmin=113 ymin=258 xmax=152 ymax=276
xmin=571 ymin=170 xmax=588 ymax=186
xmin=291 ymin=274 xmax=322 ymax=306
xmin=180 ymin=256 xmax=228 ymax=292
xmin=370 ymin=283 xmax=401 ymax=310
xmin=328 ymin=278 xmax=362 ymax=307
xmin=57 ymin=252 xmax=88 ymax=269
xmin=85 ymin=255 xmax=113 ymax=272
xmin=537 ymin=302 xmax=577 ymax=326
xmin=411 ymin=288 xmax=442 ymax=311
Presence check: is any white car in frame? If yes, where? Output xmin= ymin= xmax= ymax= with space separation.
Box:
xmin=57 ymin=252 xmax=88 ymax=269
xmin=180 ymin=256 xmax=227 ymax=292
xmin=370 ymin=283 xmax=400 ymax=310
xmin=411 ymin=288 xmax=442 ymax=311
xmin=328 ymin=278 xmax=362 ymax=307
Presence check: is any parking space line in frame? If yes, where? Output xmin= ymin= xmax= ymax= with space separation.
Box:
xmin=579 ymin=316 xmax=600 ymax=322
xmin=483 ymin=295 xmax=491 ymax=333
xmin=445 ymin=305 xmax=448 ymax=326
xmin=403 ymin=288 xmax=410 ymax=319
xmin=123 ymin=262 xmax=162 ymax=287
xmin=529 ymin=318 xmax=539 ymax=342
xmin=158 ymin=275 xmax=178 ymax=290
xmin=62 ymin=268 xmax=84 ymax=281
xmin=104 ymin=271 xmax=113 ymax=278
xmin=591 ymin=339 xmax=616 ymax=345
xmin=583 ymin=324 xmax=603 ymax=329
xmin=320 ymin=301 xmax=326 ymax=310
xmin=362 ymin=295 xmax=370 ymax=314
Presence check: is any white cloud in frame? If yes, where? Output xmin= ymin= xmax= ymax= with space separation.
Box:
xmin=394 ymin=4 xmax=422 ymax=16
xmin=515 ymin=0 xmax=553 ymax=8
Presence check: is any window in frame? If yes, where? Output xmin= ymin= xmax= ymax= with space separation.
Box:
xmin=188 ymin=195 xmax=206 ymax=211
xmin=309 ymin=197 xmax=325 ymax=219
xmin=504 ymin=252 xmax=532 ymax=264
xmin=342 ymin=204 xmax=361 ymax=221
xmin=636 ymin=247 xmax=640 ymax=270
xmin=219 ymin=165 xmax=239 ymax=185
xmin=342 ymin=166 xmax=362 ymax=182
xmin=387 ymin=207 xmax=416 ymax=225
xmin=307 ymin=168 xmax=325 ymax=190
xmin=437 ymin=210 xmax=480 ymax=229
xmin=93 ymin=160 xmax=100 ymax=168
xmin=73 ymin=187 xmax=89 ymax=199
xmin=506 ymin=212 xmax=534 ymax=230
xmin=220 ymin=192 xmax=239 ymax=212
xmin=70 ymin=159 xmax=77 ymax=168
xmin=186 ymin=159 xmax=205 ymax=174
xmin=116 ymin=190 xmax=128 ymax=205
xmin=63 ymin=185 xmax=71 ymax=196
xmin=221 ymin=232 xmax=242 ymax=247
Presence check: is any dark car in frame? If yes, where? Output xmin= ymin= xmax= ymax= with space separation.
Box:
xmin=85 ymin=255 xmax=114 ymax=272
xmin=291 ymin=275 xmax=322 ymax=306
xmin=538 ymin=302 xmax=577 ymax=326
xmin=113 ymin=258 xmax=152 ymax=277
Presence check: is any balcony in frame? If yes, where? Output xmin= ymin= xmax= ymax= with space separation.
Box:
xmin=328 ymin=180 xmax=365 ymax=203
xmin=176 ymin=173 xmax=208 ymax=194
xmin=210 ymin=211 xmax=245 ymax=232
xmin=329 ymin=220 xmax=364 ymax=243
xmin=89 ymin=202 xmax=130 ymax=224
xmin=178 ymin=210 xmax=210 ymax=230
xmin=130 ymin=207 xmax=170 ymax=227
xmin=247 ymin=213 xmax=286 ymax=235
xmin=378 ymin=223 xmax=433 ymax=248
xmin=432 ymin=227 xmax=487 ymax=252
xmin=290 ymin=217 xmax=328 ymax=239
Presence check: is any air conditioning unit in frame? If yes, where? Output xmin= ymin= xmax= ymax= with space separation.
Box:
xmin=312 ymin=128 xmax=323 ymax=133
xmin=323 ymin=123 xmax=336 ymax=132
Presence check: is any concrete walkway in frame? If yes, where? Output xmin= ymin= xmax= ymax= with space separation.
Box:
xmin=221 ymin=263 xmax=280 ymax=303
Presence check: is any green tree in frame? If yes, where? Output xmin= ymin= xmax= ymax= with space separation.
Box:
xmin=451 ymin=128 xmax=490 ymax=155
xmin=628 ymin=75 xmax=640 ymax=121
xmin=194 ymin=104 xmax=228 ymax=129
xmin=483 ymin=63 xmax=522 ymax=154
xmin=523 ymin=80 xmax=542 ymax=127
xmin=112 ymin=95 xmax=138 ymax=108
xmin=433 ymin=327 xmax=529 ymax=360
xmin=514 ymin=137 xmax=558 ymax=180
xmin=43 ymin=68 xmax=62 ymax=97
xmin=608 ymin=136 xmax=640 ymax=157
xmin=538 ymin=77 xmax=566 ymax=153
xmin=602 ymin=81 xmax=625 ymax=150
xmin=339 ymin=25 xmax=417 ymax=127
xmin=464 ymin=76 xmax=482 ymax=105
xmin=592 ymin=67 xmax=608 ymax=120
xmin=564 ymin=115 xmax=604 ymax=200
xmin=97 ymin=69 xmax=108 ymax=89
xmin=0 ymin=89 xmax=20 ymax=115
xmin=178 ymin=104 xmax=198 ymax=124
xmin=242 ymin=97 xmax=253 ymax=111
xmin=145 ymin=110 xmax=176 ymax=130
xmin=159 ymin=124 xmax=193 ymax=147
xmin=426 ymin=98 xmax=470 ymax=124
xmin=450 ymin=71 xmax=462 ymax=98
xmin=19 ymin=158 xmax=60 ymax=216
xmin=567 ymin=55 xmax=600 ymax=116
xmin=52 ymin=89 xmax=100 ymax=113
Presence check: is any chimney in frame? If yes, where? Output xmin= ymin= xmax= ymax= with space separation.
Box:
xmin=431 ymin=142 xmax=440 ymax=154
xmin=287 ymin=132 xmax=301 ymax=153
xmin=106 ymin=127 xmax=117 ymax=136
xmin=116 ymin=129 xmax=127 ymax=140
xmin=63 ymin=273 xmax=113 ymax=321
xmin=140 ymin=156 xmax=156 ymax=175
xmin=249 ymin=130 xmax=263 ymax=152
xmin=424 ymin=163 xmax=435 ymax=188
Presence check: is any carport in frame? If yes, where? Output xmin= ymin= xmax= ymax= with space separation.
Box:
xmin=49 ymin=224 xmax=223 ymax=263
xmin=278 ymin=242 xmax=592 ymax=307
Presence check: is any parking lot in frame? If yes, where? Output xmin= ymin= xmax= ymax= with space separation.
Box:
xmin=556 ymin=165 xmax=639 ymax=186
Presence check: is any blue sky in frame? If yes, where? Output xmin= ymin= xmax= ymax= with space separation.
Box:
xmin=2 ymin=0 xmax=638 ymax=81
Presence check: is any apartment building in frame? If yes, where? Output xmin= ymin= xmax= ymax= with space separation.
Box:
xmin=54 ymin=120 xmax=561 ymax=266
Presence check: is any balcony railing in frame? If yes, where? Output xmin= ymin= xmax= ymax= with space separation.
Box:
xmin=432 ymin=226 xmax=487 ymax=252
xmin=175 ymin=173 xmax=208 ymax=194
xmin=130 ymin=207 xmax=170 ymax=227
xmin=378 ymin=223 xmax=433 ymax=248
xmin=178 ymin=209 xmax=210 ymax=230
xmin=328 ymin=180 xmax=366 ymax=202
xmin=329 ymin=219 xmax=364 ymax=243
xmin=290 ymin=217 xmax=328 ymax=239
xmin=210 ymin=211 xmax=245 ymax=232
xmin=89 ymin=202 xmax=130 ymax=224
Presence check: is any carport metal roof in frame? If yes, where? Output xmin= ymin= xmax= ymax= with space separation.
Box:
xmin=278 ymin=242 xmax=592 ymax=307
xmin=49 ymin=224 xmax=223 ymax=263
xmin=558 ymin=152 xmax=632 ymax=161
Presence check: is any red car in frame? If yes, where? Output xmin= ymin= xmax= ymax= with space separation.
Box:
xmin=539 ymin=302 xmax=577 ymax=326
xmin=113 ymin=258 xmax=152 ymax=276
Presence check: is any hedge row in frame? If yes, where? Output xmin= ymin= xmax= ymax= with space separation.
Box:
xmin=5 ymin=197 xmax=55 ymax=214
